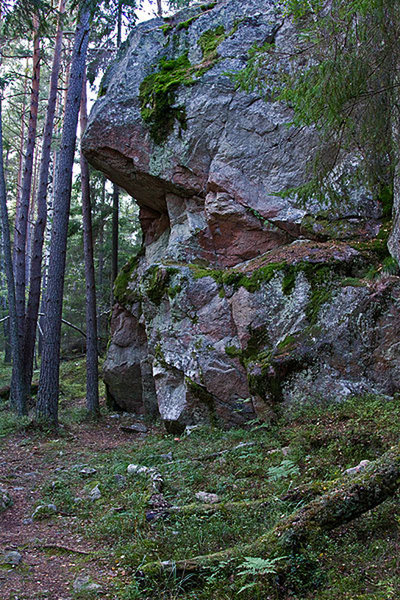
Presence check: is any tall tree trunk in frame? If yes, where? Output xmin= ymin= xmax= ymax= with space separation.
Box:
xmin=25 ymin=142 xmax=39 ymax=284
xmin=24 ymin=0 xmax=65 ymax=393
xmin=111 ymin=3 xmax=122 ymax=298
xmin=97 ymin=175 xmax=105 ymax=341
xmin=0 ymin=240 xmax=11 ymax=364
xmin=111 ymin=183 xmax=119 ymax=289
xmin=14 ymin=63 xmax=28 ymax=230
xmin=0 ymin=100 xmax=25 ymax=414
xmin=79 ymin=69 xmax=99 ymax=416
xmin=12 ymin=17 xmax=41 ymax=410
xmin=37 ymin=1 xmax=91 ymax=426
xmin=157 ymin=0 xmax=162 ymax=17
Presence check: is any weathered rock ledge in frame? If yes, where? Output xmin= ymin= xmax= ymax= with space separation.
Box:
xmin=83 ymin=0 xmax=400 ymax=430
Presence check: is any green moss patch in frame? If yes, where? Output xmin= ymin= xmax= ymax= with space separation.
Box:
xmin=113 ymin=253 xmax=142 ymax=306
xmin=198 ymin=25 xmax=226 ymax=63
xmin=176 ymin=15 xmax=200 ymax=30
xmin=143 ymin=265 xmax=179 ymax=305
xmin=190 ymin=260 xmax=344 ymax=324
xmin=141 ymin=15 xmax=243 ymax=142
xmin=139 ymin=54 xmax=193 ymax=144
xmin=190 ymin=261 xmax=287 ymax=293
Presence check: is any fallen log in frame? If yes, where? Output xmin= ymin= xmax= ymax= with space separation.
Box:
xmin=141 ymin=443 xmax=400 ymax=577
xmin=168 ymin=498 xmax=271 ymax=516
xmin=164 ymin=441 xmax=266 ymax=466
xmin=0 ymin=381 xmax=39 ymax=400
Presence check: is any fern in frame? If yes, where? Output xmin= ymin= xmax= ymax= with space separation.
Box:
xmin=237 ymin=556 xmax=286 ymax=594
xmin=267 ymin=459 xmax=300 ymax=481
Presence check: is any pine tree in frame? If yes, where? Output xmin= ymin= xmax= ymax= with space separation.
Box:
xmin=24 ymin=0 xmax=66 ymax=396
xmin=37 ymin=0 xmax=92 ymax=426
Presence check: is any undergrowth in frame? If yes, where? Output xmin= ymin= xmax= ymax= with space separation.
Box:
xmin=1 ymin=359 xmax=399 ymax=598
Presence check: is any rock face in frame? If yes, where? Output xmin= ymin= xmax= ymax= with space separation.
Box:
xmin=83 ymin=0 xmax=399 ymax=430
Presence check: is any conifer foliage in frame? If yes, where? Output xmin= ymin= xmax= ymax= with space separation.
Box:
xmin=240 ymin=0 xmax=400 ymax=197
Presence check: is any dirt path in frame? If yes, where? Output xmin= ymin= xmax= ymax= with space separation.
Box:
xmin=0 ymin=417 xmax=142 ymax=600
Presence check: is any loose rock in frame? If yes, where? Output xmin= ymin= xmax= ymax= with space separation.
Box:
xmin=3 ymin=551 xmax=22 ymax=566
xmin=120 ymin=422 xmax=148 ymax=433
xmin=0 ymin=487 xmax=12 ymax=512
xmin=88 ymin=484 xmax=101 ymax=501
xmin=73 ymin=575 xmax=102 ymax=593
xmin=80 ymin=467 xmax=97 ymax=477
xmin=195 ymin=492 xmax=220 ymax=504
xmin=344 ymin=460 xmax=371 ymax=476
xmin=127 ymin=464 xmax=163 ymax=492
xmin=32 ymin=503 xmax=57 ymax=520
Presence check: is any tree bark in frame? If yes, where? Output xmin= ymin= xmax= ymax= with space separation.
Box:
xmin=24 ymin=0 xmax=65 ymax=393
xmin=37 ymin=1 xmax=91 ymax=426
xmin=97 ymin=175 xmax=105 ymax=336
xmin=0 ymin=233 xmax=11 ymax=363
xmin=14 ymin=62 xmax=28 ymax=231
xmin=12 ymin=16 xmax=41 ymax=411
xmin=79 ymin=69 xmax=99 ymax=416
xmin=0 ymin=99 xmax=25 ymax=413
xmin=111 ymin=183 xmax=119 ymax=292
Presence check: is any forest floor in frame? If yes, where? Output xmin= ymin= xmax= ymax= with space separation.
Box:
xmin=0 ymin=359 xmax=400 ymax=600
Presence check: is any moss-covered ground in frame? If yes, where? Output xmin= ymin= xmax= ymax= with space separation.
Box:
xmin=0 ymin=360 xmax=399 ymax=598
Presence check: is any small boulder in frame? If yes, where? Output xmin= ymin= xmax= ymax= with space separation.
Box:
xmin=73 ymin=575 xmax=102 ymax=593
xmin=0 ymin=487 xmax=12 ymax=513
xmin=195 ymin=491 xmax=220 ymax=504
xmin=344 ymin=460 xmax=371 ymax=476
xmin=3 ymin=551 xmax=22 ymax=566
xmin=32 ymin=503 xmax=57 ymax=520
xmin=88 ymin=484 xmax=101 ymax=501
xmin=80 ymin=467 xmax=97 ymax=477
xmin=120 ymin=422 xmax=148 ymax=434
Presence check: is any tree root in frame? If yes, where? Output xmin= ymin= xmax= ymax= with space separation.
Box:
xmin=141 ymin=443 xmax=400 ymax=576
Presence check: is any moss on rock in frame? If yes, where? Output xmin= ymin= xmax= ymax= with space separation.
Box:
xmin=139 ymin=54 xmax=193 ymax=144
xmin=113 ymin=253 xmax=142 ymax=306
xmin=142 ymin=265 xmax=180 ymax=305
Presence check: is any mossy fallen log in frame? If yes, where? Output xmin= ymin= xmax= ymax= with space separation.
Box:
xmin=168 ymin=498 xmax=271 ymax=516
xmin=141 ymin=443 xmax=400 ymax=576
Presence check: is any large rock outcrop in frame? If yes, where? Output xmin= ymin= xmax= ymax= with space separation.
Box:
xmin=83 ymin=0 xmax=399 ymax=431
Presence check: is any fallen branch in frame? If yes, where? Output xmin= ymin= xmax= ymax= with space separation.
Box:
xmin=141 ymin=443 xmax=400 ymax=577
xmin=0 ymin=314 xmax=86 ymax=337
xmin=35 ymin=542 xmax=92 ymax=555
